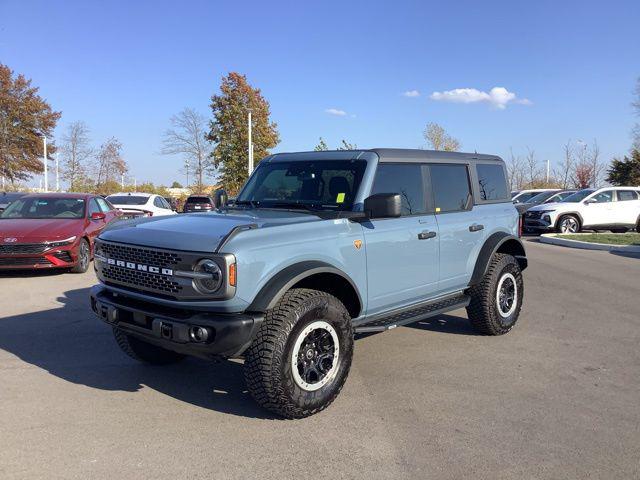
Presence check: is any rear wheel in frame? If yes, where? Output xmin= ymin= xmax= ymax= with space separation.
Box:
xmin=557 ymin=214 xmax=580 ymax=234
xmin=113 ymin=328 xmax=185 ymax=365
xmin=467 ymin=253 xmax=524 ymax=335
xmin=244 ymin=288 xmax=353 ymax=419
xmin=71 ymin=239 xmax=90 ymax=273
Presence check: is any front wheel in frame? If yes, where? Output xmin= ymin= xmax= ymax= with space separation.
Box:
xmin=557 ymin=214 xmax=580 ymax=234
xmin=70 ymin=239 xmax=90 ymax=273
xmin=244 ymin=288 xmax=354 ymax=419
xmin=466 ymin=253 xmax=524 ymax=335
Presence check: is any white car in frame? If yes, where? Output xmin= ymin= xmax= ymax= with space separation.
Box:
xmin=512 ymin=188 xmax=560 ymax=204
xmin=106 ymin=193 xmax=177 ymax=219
xmin=524 ymin=187 xmax=640 ymax=233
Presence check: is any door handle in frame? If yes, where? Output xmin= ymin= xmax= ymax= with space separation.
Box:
xmin=468 ymin=224 xmax=484 ymax=232
xmin=418 ymin=231 xmax=437 ymax=240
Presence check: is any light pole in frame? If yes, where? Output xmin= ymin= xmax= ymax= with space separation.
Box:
xmin=55 ymin=152 xmax=60 ymax=191
xmin=247 ymin=110 xmax=254 ymax=174
xmin=40 ymin=134 xmax=48 ymax=192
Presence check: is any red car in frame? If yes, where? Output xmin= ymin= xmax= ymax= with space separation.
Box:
xmin=0 ymin=193 xmax=121 ymax=272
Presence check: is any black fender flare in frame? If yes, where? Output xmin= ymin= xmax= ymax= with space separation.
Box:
xmin=469 ymin=233 xmax=527 ymax=286
xmin=247 ymin=261 xmax=363 ymax=313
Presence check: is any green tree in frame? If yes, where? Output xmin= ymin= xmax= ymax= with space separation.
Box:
xmin=0 ymin=63 xmax=61 ymax=184
xmin=207 ymin=72 xmax=279 ymax=194
xmin=337 ymin=140 xmax=357 ymax=150
xmin=313 ymin=138 xmax=356 ymax=151
xmin=606 ymin=149 xmax=640 ymax=186
xmin=170 ymin=181 xmax=183 ymax=188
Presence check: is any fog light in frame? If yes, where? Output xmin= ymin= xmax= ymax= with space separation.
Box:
xmin=189 ymin=326 xmax=210 ymax=343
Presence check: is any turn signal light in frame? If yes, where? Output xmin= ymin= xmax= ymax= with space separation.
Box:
xmin=228 ymin=263 xmax=236 ymax=287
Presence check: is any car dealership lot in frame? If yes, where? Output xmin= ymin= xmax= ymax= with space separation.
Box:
xmin=0 ymin=240 xmax=638 ymax=480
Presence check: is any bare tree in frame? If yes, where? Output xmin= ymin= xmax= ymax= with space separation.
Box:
xmin=94 ymin=137 xmax=126 ymax=188
xmin=162 ymin=108 xmax=213 ymax=193
xmin=525 ymin=147 xmax=542 ymax=186
xmin=60 ymin=121 xmax=92 ymax=191
xmin=633 ymin=78 xmax=640 ymax=149
xmin=572 ymin=140 xmax=604 ymax=188
xmin=423 ymin=123 xmax=460 ymax=151
xmin=553 ymin=141 xmax=574 ymax=189
xmin=506 ymin=148 xmax=526 ymax=191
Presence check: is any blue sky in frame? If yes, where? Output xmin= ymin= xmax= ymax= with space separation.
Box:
xmin=1 ymin=0 xmax=639 ymax=187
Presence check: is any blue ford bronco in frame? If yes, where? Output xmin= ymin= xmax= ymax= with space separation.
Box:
xmin=90 ymin=148 xmax=527 ymax=418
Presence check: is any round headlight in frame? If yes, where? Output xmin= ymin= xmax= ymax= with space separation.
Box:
xmin=193 ymin=259 xmax=223 ymax=294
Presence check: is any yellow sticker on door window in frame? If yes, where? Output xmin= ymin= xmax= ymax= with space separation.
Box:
xmin=435 ymin=207 xmax=441 ymax=213
xmin=336 ymin=193 xmax=345 ymax=203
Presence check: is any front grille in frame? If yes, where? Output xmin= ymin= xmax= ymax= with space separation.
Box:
xmin=0 ymin=257 xmax=52 ymax=266
xmin=526 ymin=211 xmax=543 ymax=219
xmin=0 ymin=243 xmax=47 ymax=255
xmin=99 ymin=242 xmax=182 ymax=267
xmin=102 ymin=265 xmax=182 ymax=294
xmin=97 ymin=241 xmax=184 ymax=296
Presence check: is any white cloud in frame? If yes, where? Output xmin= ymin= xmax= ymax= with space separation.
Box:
xmin=325 ymin=108 xmax=348 ymax=116
xmin=402 ymin=90 xmax=420 ymax=97
xmin=429 ymin=87 xmax=531 ymax=110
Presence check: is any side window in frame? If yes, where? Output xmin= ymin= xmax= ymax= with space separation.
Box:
xmin=153 ymin=196 xmax=165 ymax=208
xmin=617 ymin=190 xmax=639 ymax=201
xmin=370 ymin=164 xmax=426 ymax=216
xmin=591 ymin=191 xmax=613 ymax=203
xmin=429 ymin=164 xmax=472 ymax=213
xmin=475 ymin=164 xmax=508 ymax=201
xmin=88 ymin=199 xmax=101 ymax=216
xmin=95 ymin=197 xmax=111 ymax=212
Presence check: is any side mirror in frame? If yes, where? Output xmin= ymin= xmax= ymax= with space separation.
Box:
xmin=90 ymin=212 xmax=106 ymax=221
xmin=364 ymin=193 xmax=402 ymax=219
xmin=214 ymin=189 xmax=228 ymax=209
xmin=584 ymin=198 xmax=596 ymax=205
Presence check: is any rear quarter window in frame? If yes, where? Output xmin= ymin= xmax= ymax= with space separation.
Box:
xmin=475 ymin=164 xmax=509 ymax=201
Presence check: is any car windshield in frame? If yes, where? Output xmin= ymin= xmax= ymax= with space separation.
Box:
xmin=236 ymin=159 xmax=368 ymax=211
xmin=107 ymin=195 xmax=149 ymax=205
xmin=526 ymin=191 xmax=557 ymax=204
xmin=560 ymin=189 xmax=595 ymax=202
xmin=513 ymin=191 xmax=542 ymax=203
xmin=0 ymin=193 xmax=24 ymax=204
xmin=0 ymin=197 xmax=86 ymax=219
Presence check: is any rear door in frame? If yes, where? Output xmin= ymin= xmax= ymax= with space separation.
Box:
xmin=614 ymin=190 xmax=640 ymax=226
xmin=362 ymin=163 xmax=439 ymax=315
xmin=429 ymin=163 xmax=485 ymax=292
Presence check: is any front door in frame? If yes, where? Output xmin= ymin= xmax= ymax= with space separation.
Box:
xmin=362 ymin=163 xmax=439 ymax=315
xmin=582 ymin=190 xmax=615 ymax=227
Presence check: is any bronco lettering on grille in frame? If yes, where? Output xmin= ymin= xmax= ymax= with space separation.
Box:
xmin=98 ymin=255 xmax=173 ymax=276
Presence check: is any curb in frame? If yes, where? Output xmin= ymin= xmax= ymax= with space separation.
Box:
xmin=539 ymin=234 xmax=640 ymax=253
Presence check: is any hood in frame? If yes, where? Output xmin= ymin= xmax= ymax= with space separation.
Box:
xmin=99 ymin=208 xmax=322 ymax=252
xmin=0 ymin=218 xmax=84 ymax=242
xmin=527 ymin=201 xmax=567 ymax=212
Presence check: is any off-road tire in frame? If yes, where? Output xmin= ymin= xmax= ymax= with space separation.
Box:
xmin=466 ymin=253 xmax=524 ymax=335
xmin=71 ymin=239 xmax=90 ymax=274
xmin=556 ymin=214 xmax=581 ymax=234
xmin=113 ymin=328 xmax=185 ymax=365
xmin=244 ymin=288 xmax=354 ymax=419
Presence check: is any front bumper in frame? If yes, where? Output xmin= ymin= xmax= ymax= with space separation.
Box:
xmin=524 ymin=214 xmax=556 ymax=232
xmin=0 ymin=243 xmax=79 ymax=269
xmin=90 ymin=284 xmax=263 ymax=359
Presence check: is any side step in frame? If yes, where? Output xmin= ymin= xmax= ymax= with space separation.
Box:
xmin=354 ymin=294 xmax=470 ymax=333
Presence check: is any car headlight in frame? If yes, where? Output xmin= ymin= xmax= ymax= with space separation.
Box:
xmin=192 ymin=259 xmax=223 ymax=294
xmin=44 ymin=236 xmax=77 ymax=249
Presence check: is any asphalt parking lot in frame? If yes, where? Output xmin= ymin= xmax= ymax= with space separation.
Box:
xmin=0 ymin=239 xmax=639 ymax=480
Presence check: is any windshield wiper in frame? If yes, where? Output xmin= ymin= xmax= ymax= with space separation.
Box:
xmin=267 ymin=202 xmax=323 ymax=212
xmin=231 ymin=199 xmax=259 ymax=209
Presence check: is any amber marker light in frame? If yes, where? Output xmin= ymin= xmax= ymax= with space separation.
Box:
xmin=229 ymin=263 xmax=237 ymax=287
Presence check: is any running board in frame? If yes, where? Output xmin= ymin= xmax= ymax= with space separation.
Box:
xmin=354 ymin=294 xmax=470 ymax=333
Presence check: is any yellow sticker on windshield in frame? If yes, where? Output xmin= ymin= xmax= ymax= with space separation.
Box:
xmin=435 ymin=207 xmax=441 ymax=213
xmin=336 ymin=193 xmax=345 ymax=203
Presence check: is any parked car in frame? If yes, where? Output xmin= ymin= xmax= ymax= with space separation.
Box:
xmin=515 ymin=189 xmax=577 ymax=214
xmin=163 ymin=197 xmax=178 ymax=212
xmin=0 ymin=192 xmax=26 ymax=213
xmin=512 ymin=188 xmax=560 ymax=204
xmin=525 ymin=187 xmax=640 ymax=233
xmin=90 ymin=148 xmax=527 ymax=418
xmin=106 ymin=193 xmax=177 ymax=219
xmin=0 ymin=193 xmax=121 ymax=272
xmin=183 ymin=195 xmax=215 ymax=213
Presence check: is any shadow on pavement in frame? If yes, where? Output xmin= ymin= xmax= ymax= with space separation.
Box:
xmin=0 ymin=268 xmax=70 ymax=278
xmin=403 ymin=313 xmax=477 ymax=335
xmin=0 ymin=287 xmax=275 ymax=420
xmin=609 ymin=250 xmax=640 ymax=260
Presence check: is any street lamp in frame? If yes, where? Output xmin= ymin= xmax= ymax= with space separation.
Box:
xmin=247 ymin=110 xmax=254 ymax=174
xmin=40 ymin=134 xmax=48 ymax=192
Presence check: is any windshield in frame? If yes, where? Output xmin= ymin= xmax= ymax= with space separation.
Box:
xmin=560 ymin=189 xmax=595 ymax=203
xmin=0 ymin=193 xmax=24 ymax=204
xmin=107 ymin=195 xmax=149 ymax=205
xmin=514 ymin=191 xmax=542 ymax=203
xmin=0 ymin=197 xmax=86 ymax=219
xmin=236 ymin=159 xmax=368 ymax=211
xmin=526 ymin=191 xmax=557 ymax=204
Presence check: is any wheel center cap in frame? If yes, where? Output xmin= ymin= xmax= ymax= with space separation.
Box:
xmin=305 ymin=349 xmax=315 ymax=359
